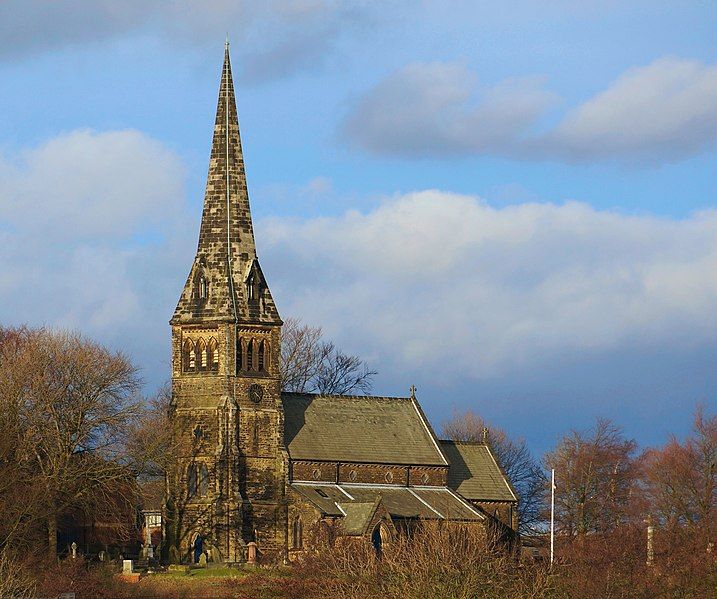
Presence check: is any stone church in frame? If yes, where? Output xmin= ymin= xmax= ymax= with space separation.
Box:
xmin=167 ymin=44 xmax=517 ymax=564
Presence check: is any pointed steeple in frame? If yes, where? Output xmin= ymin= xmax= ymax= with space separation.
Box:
xmin=172 ymin=43 xmax=281 ymax=326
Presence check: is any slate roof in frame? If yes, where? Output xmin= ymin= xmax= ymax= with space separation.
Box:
xmin=282 ymin=393 xmax=447 ymax=466
xmin=440 ymin=440 xmax=518 ymax=503
xmin=341 ymin=501 xmax=381 ymax=535
xmin=290 ymin=483 xmax=484 ymax=526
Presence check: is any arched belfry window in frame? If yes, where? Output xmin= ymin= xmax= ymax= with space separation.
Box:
xmin=258 ymin=340 xmax=267 ymax=372
xmin=236 ymin=337 xmax=244 ymax=373
xmin=208 ymin=337 xmax=219 ymax=372
xmin=183 ymin=339 xmax=196 ymax=372
xmin=247 ymin=339 xmax=255 ymax=371
xmin=196 ymin=338 xmax=207 ymax=371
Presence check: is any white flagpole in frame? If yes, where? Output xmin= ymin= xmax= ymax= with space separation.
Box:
xmin=550 ymin=468 xmax=555 ymax=566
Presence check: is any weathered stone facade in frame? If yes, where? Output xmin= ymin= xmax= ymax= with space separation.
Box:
xmin=166 ymin=44 xmax=518 ymax=565
xmin=166 ymin=43 xmax=286 ymax=564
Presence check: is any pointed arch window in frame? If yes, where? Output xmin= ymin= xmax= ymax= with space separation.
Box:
xmin=188 ymin=464 xmax=198 ymax=497
xmin=247 ymin=272 xmax=261 ymax=304
xmin=183 ymin=339 xmax=196 ymax=373
xmin=196 ymin=338 xmax=207 ymax=371
xmin=292 ymin=516 xmax=303 ymax=549
xmin=247 ymin=339 xmax=255 ymax=371
xmin=258 ymin=340 xmax=267 ymax=372
xmin=193 ymin=270 xmax=209 ymax=301
xmin=199 ymin=463 xmax=209 ymax=497
xmin=236 ymin=337 xmax=244 ymax=373
xmin=208 ymin=338 xmax=219 ymax=372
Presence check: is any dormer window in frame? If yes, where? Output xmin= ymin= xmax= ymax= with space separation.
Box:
xmin=193 ymin=271 xmax=208 ymax=301
xmin=247 ymin=273 xmax=260 ymax=303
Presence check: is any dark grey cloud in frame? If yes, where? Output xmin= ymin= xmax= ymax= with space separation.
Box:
xmin=0 ymin=0 xmax=366 ymax=83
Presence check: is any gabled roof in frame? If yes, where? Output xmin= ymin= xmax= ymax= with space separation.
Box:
xmin=341 ymin=500 xmax=381 ymax=535
xmin=290 ymin=483 xmax=484 ymax=524
xmin=282 ymin=393 xmax=448 ymax=466
xmin=440 ymin=440 xmax=518 ymax=503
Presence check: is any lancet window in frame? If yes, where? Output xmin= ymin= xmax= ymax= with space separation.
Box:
xmin=183 ymin=339 xmax=196 ymax=372
xmin=292 ymin=517 xmax=303 ymax=549
xmin=236 ymin=337 xmax=270 ymax=373
xmin=197 ymin=338 xmax=207 ymax=371
xmin=247 ymin=339 xmax=255 ymax=371
xmin=208 ymin=337 xmax=219 ymax=371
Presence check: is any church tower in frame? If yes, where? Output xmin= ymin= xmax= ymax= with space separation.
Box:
xmin=168 ymin=42 xmax=286 ymax=563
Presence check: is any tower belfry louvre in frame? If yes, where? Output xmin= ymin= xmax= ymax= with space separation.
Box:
xmin=167 ymin=44 xmax=518 ymax=565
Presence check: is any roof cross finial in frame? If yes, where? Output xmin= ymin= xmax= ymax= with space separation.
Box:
xmin=409 ymin=385 xmax=417 ymax=400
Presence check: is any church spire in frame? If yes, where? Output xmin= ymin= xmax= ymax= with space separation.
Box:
xmin=172 ymin=43 xmax=281 ymax=326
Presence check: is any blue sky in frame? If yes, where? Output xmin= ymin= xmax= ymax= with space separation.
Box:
xmin=1 ymin=1 xmax=717 ymax=456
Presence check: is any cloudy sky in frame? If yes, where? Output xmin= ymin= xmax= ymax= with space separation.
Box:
xmin=1 ymin=1 xmax=717 ymax=455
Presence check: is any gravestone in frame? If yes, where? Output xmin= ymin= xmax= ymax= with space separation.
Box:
xmin=198 ymin=552 xmax=207 ymax=568
xmin=98 ymin=550 xmax=106 ymax=562
xmin=247 ymin=542 xmax=257 ymax=565
xmin=122 ymin=559 xmax=133 ymax=575
xmin=71 ymin=542 xmax=77 ymax=559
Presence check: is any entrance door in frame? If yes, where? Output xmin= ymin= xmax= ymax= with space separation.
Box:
xmin=193 ymin=535 xmax=203 ymax=563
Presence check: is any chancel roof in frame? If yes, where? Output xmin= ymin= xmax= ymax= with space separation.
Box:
xmin=282 ymin=393 xmax=448 ymax=466
xmin=440 ymin=440 xmax=518 ymax=503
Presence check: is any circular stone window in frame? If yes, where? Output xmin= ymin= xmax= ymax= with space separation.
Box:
xmin=249 ymin=384 xmax=264 ymax=404
xmin=312 ymin=468 xmax=322 ymax=480
xmin=420 ymin=473 xmax=429 ymax=485
xmin=349 ymin=470 xmax=357 ymax=482
xmin=384 ymin=471 xmax=394 ymax=483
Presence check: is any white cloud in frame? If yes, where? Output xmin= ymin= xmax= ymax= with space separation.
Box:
xmin=341 ymin=57 xmax=717 ymax=163
xmin=0 ymin=129 xmax=194 ymax=378
xmin=1 ymin=129 xmax=185 ymax=242
xmin=260 ymin=190 xmax=717 ymax=379
xmin=549 ymin=57 xmax=717 ymax=161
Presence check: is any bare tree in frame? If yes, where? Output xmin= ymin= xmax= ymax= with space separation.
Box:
xmin=642 ymin=405 xmax=717 ymax=546
xmin=442 ymin=410 xmax=546 ymax=534
xmin=0 ymin=326 xmax=142 ymax=559
xmin=281 ymin=317 xmax=376 ymax=395
xmin=544 ymin=418 xmax=639 ymax=539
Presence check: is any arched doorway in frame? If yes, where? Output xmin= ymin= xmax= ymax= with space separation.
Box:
xmin=193 ymin=534 xmax=203 ymax=563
